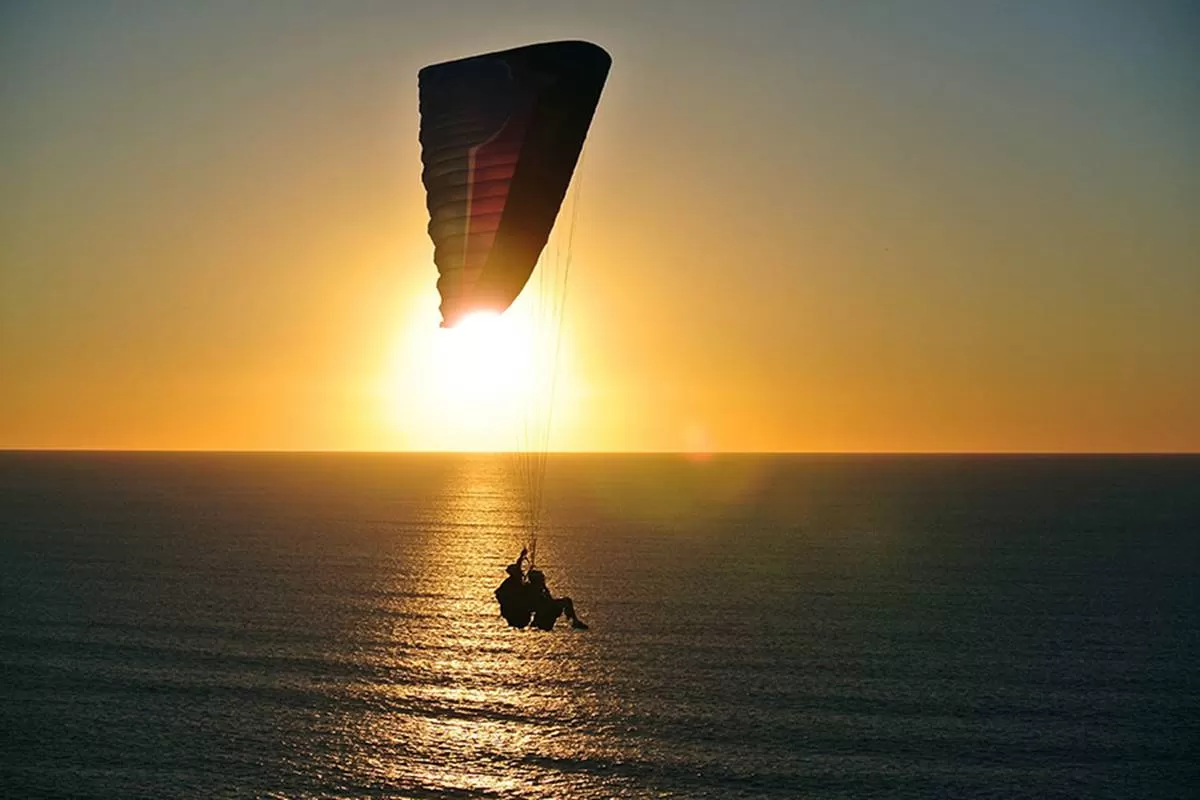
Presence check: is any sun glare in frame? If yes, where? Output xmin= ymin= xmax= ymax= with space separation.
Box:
xmin=436 ymin=311 xmax=536 ymax=403
xmin=386 ymin=291 xmax=576 ymax=452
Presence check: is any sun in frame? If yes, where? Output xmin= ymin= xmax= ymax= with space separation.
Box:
xmin=386 ymin=295 xmax=564 ymax=451
xmin=432 ymin=311 xmax=536 ymax=405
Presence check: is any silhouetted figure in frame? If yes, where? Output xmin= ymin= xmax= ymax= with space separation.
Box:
xmin=526 ymin=569 xmax=588 ymax=631
xmin=495 ymin=548 xmax=532 ymax=628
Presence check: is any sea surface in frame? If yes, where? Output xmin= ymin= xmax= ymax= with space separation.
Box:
xmin=1 ymin=452 xmax=1197 ymax=799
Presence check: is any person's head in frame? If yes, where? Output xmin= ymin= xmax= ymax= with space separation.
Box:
xmin=527 ymin=569 xmax=545 ymax=586
xmin=506 ymin=563 xmax=522 ymax=578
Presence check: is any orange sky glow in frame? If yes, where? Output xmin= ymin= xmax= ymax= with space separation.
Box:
xmin=2 ymin=2 xmax=1197 ymax=452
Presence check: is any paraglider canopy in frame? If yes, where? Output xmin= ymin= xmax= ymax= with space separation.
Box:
xmin=418 ymin=40 xmax=611 ymax=328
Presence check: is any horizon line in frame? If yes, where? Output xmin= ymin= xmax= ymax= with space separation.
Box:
xmin=1 ymin=448 xmax=1197 ymax=457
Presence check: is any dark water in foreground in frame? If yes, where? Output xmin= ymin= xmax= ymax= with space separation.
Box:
xmin=1 ymin=453 xmax=1198 ymax=799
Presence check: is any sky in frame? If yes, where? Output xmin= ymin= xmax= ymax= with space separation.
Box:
xmin=2 ymin=0 xmax=1197 ymax=452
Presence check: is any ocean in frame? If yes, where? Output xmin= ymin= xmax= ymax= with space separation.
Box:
xmin=1 ymin=452 xmax=1197 ymax=799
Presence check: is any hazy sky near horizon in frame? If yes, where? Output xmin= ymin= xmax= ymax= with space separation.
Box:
xmin=2 ymin=0 xmax=1197 ymax=451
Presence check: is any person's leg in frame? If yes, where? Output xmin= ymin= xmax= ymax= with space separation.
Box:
xmin=560 ymin=597 xmax=588 ymax=629
xmin=560 ymin=597 xmax=577 ymax=619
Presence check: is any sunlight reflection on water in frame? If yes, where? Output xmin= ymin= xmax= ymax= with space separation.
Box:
xmin=327 ymin=456 xmax=622 ymax=797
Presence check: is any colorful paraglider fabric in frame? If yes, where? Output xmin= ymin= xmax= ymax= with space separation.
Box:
xmin=418 ymin=40 xmax=610 ymax=327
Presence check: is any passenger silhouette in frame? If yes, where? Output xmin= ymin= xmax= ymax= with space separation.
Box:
xmin=526 ymin=569 xmax=588 ymax=631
